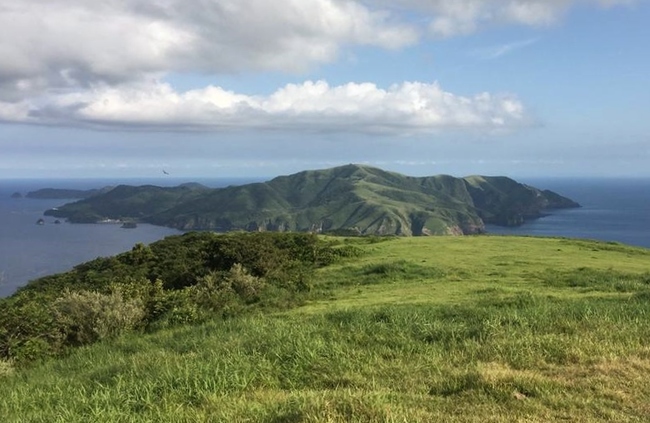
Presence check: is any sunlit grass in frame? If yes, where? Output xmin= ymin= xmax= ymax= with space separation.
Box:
xmin=2 ymin=235 xmax=650 ymax=422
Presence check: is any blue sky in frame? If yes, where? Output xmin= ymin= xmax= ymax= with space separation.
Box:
xmin=0 ymin=0 xmax=648 ymax=179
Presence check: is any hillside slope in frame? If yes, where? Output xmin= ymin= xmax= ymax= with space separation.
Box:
xmin=1 ymin=236 xmax=649 ymax=422
xmin=45 ymin=164 xmax=579 ymax=234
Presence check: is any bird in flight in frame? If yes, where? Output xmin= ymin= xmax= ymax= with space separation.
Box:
xmin=162 ymin=169 xmax=169 ymax=175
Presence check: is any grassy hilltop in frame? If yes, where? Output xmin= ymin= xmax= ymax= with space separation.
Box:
xmin=44 ymin=164 xmax=579 ymax=234
xmin=1 ymin=233 xmax=650 ymax=422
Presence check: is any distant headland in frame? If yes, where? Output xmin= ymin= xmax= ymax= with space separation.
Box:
xmin=42 ymin=164 xmax=579 ymax=236
xmin=26 ymin=186 xmax=114 ymax=200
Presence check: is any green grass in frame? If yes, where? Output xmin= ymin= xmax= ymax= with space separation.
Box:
xmin=2 ymin=235 xmax=650 ymax=422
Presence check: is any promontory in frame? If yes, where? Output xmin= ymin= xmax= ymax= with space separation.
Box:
xmin=44 ymin=164 xmax=579 ymax=235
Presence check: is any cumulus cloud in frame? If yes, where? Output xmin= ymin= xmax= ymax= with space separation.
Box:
xmin=0 ymin=0 xmax=635 ymax=134
xmin=1 ymin=0 xmax=636 ymax=100
xmin=1 ymin=80 xmax=526 ymax=134
xmin=0 ymin=0 xmax=417 ymax=101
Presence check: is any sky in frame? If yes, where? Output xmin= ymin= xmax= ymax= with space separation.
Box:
xmin=1 ymin=0 xmax=649 ymax=179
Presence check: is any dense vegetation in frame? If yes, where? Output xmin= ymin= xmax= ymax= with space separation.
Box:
xmin=0 ymin=232 xmax=359 ymax=364
xmin=45 ymin=164 xmax=579 ymax=234
xmin=25 ymin=186 xmax=114 ymax=200
xmin=1 ymin=234 xmax=650 ymax=421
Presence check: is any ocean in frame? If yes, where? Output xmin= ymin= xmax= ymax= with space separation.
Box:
xmin=0 ymin=177 xmax=259 ymax=298
xmin=0 ymin=177 xmax=648 ymax=298
xmin=486 ymin=178 xmax=650 ymax=249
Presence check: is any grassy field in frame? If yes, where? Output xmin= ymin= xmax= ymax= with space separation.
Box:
xmin=2 ymin=235 xmax=650 ymax=422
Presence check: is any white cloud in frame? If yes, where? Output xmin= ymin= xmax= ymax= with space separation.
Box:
xmin=1 ymin=0 xmax=636 ymax=101
xmin=0 ymin=0 xmax=636 ymax=135
xmin=0 ymin=101 xmax=30 ymax=122
xmin=0 ymin=0 xmax=417 ymax=101
xmin=4 ymin=80 xmax=526 ymax=134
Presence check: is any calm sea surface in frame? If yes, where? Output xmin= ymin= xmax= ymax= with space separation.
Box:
xmin=0 ymin=177 xmax=259 ymax=297
xmin=486 ymin=178 xmax=650 ymax=249
xmin=1 ymin=177 xmax=648 ymax=297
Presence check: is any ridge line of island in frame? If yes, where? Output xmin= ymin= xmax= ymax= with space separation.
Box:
xmin=18 ymin=164 xmax=580 ymax=236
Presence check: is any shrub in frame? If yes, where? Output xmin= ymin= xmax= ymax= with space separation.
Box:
xmin=191 ymin=264 xmax=265 ymax=318
xmin=204 ymin=233 xmax=320 ymax=292
xmin=6 ymin=338 xmax=53 ymax=364
xmin=1 ymin=232 xmax=358 ymax=363
xmin=53 ymin=289 xmax=145 ymax=346
xmin=149 ymin=289 xmax=203 ymax=328
xmin=146 ymin=232 xmax=215 ymax=289
xmin=0 ymin=358 xmax=14 ymax=377
xmin=0 ymin=294 xmax=63 ymax=362
xmin=225 ymin=263 xmax=266 ymax=303
xmin=205 ymin=232 xmax=294 ymax=277
xmin=109 ymin=277 xmax=168 ymax=323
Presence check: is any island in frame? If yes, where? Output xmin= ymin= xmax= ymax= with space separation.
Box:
xmin=26 ymin=186 xmax=113 ymax=200
xmin=44 ymin=164 xmax=579 ymax=236
xmin=10 ymin=192 xmax=23 ymax=199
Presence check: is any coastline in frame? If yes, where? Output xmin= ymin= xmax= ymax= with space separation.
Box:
xmin=1 ymin=177 xmax=649 ymax=297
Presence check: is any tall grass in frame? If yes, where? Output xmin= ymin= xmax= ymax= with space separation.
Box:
xmin=2 ymin=291 xmax=650 ymax=422
xmin=2 ymin=236 xmax=650 ymax=422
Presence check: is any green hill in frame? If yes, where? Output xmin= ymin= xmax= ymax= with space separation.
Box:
xmin=45 ymin=164 xmax=578 ymax=234
xmin=1 ymin=234 xmax=649 ymax=422
xmin=26 ymin=186 xmax=114 ymax=200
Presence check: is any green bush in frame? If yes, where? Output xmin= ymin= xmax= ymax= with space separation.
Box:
xmin=0 ymin=294 xmax=63 ymax=362
xmin=204 ymin=232 xmax=321 ymax=292
xmin=145 ymin=232 xmax=215 ymax=289
xmin=191 ymin=264 xmax=264 ymax=318
xmin=223 ymin=263 xmax=266 ymax=303
xmin=53 ymin=290 xmax=145 ymax=346
xmin=0 ymin=232 xmax=361 ymax=364
xmin=109 ymin=277 xmax=168 ymax=323
xmin=149 ymin=289 xmax=203 ymax=329
xmin=6 ymin=338 xmax=53 ymax=364
xmin=0 ymin=358 xmax=13 ymax=377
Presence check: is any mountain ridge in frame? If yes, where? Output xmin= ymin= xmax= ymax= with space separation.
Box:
xmin=44 ymin=164 xmax=580 ymax=235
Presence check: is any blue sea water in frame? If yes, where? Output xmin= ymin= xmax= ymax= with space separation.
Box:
xmin=486 ymin=178 xmax=650 ymax=249
xmin=0 ymin=177 xmax=260 ymax=298
xmin=0 ymin=177 xmax=648 ymax=298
